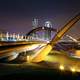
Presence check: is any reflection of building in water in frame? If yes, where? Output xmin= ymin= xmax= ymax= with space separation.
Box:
xmin=44 ymin=21 xmax=52 ymax=40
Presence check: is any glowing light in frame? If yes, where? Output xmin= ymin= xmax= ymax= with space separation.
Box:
xmin=27 ymin=55 xmax=30 ymax=62
xmin=47 ymin=41 xmax=49 ymax=43
xmin=59 ymin=65 xmax=64 ymax=70
xmin=8 ymin=52 xmax=19 ymax=61
xmin=75 ymin=50 xmax=80 ymax=57
xmin=70 ymin=67 xmax=76 ymax=72
xmin=66 ymin=35 xmax=78 ymax=42
xmin=25 ymin=44 xmax=46 ymax=51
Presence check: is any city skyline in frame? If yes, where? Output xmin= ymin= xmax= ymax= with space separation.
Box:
xmin=0 ymin=0 xmax=80 ymax=38
xmin=0 ymin=1 xmax=80 ymax=78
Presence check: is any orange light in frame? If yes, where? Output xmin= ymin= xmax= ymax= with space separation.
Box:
xmin=75 ymin=50 xmax=80 ymax=57
xmin=27 ymin=55 xmax=30 ymax=62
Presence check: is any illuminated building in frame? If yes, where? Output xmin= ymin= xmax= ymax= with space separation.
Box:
xmin=0 ymin=30 xmax=7 ymax=41
xmin=32 ymin=18 xmax=38 ymax=38
xmin=44 ymin=21 xmax=52 ymax=40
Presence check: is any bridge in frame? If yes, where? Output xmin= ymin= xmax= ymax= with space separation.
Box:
xmin=28 ymin=13 xmax=80 ymax=62
xmin=0 ymin=13 xmax=80 ymax=65
xmin=0 ymin=25 xmax=57 ymax=61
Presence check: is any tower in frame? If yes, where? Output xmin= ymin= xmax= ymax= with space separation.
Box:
xmin=32 ymin=18 xmax=38 ymax=29
xmin=32 ymin=18 xmax=38 ymax=39
xmin=44 ymin=21 xmax=52 ymax=40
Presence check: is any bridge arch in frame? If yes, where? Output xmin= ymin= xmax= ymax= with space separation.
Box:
xmin=26 ymin=26 xmax=57 ymax=41
xmin=26 ymin=26 xmax=57 ymax=36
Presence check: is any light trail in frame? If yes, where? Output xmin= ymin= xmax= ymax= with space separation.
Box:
xmin=0 ymin=43 xmax=46 ymax=61
xmin=66 ymin=35 xmax=78 ymax=42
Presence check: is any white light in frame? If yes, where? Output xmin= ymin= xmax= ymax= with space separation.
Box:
xmin=59 ymin=65 xmax=64 ymax=70
xmin=47 ymin=41 xmax=49 ymax=43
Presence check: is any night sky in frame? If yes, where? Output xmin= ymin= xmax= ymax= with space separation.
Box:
xmin=0 ymin=0 xmax=80 ymax=38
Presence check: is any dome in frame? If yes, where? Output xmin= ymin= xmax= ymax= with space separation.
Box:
xmin=44 ymin=21 xmax=52 ymax=28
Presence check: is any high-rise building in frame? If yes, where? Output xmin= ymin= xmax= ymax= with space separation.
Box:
xmin=32 ymin=18 xmax=38 ymax=38
xmin=44 ymin=21 xmax=52 ymax=40
xmin=32 ymin=18 xmax=38 ymax=29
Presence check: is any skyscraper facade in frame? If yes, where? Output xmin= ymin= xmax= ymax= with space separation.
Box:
xmin=32 ymin=18 xmax=38 ymax=38
xmin=44 ymin=21 xmax=52 ymax=40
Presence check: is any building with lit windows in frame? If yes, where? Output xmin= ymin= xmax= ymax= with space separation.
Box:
xmin=44 ymin=21 xmax=52 ymax=40
xmin=32 ymin=18 xmax=39 ymax=38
